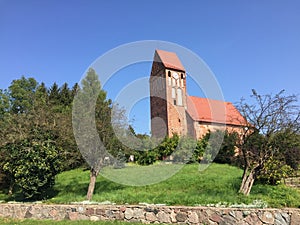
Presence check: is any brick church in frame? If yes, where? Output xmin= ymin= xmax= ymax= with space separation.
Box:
xmin=150 ymin=49 xmax=246 ymax=139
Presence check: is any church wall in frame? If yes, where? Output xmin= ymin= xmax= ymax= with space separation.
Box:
xmin=194 ymin=121 xmax=244 ymax=139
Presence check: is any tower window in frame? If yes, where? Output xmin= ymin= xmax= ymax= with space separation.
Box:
xmin=174 ymin=100 xmax=176 ymax=105
xmin=177 ymin=88 xmax=183 ymax=106
xmin=171 ymin=87 xmax=176 ymax=98
xmin=181 ymin=73 xmax=184 ymax=79
xmin=178 ymin=118 xmax=181 ymax=122
xmin=168 ymin=71 xmax=171 ymax=77
xmin=172 ymin=77 xmax=176 ymax=86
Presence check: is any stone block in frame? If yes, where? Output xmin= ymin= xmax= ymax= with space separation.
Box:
xmin=176 ymin=212 xmax=187 ymax=222
xmin=291 ymin=210 xmax=300 ymax=225
xmin=188 ymin=211 xmax=199 ymax=224
xmin=146 ymin=212 xmax=157 ymax=222
xmin=258 ymin=211 xmax=274 ymax=224
xmin=157 ymin=211 xmax=170 ymax=223
xmin=125 ymin=208 xmax=134 ymax=220
xmin=90 ymin=215 xmax=99 ymax=221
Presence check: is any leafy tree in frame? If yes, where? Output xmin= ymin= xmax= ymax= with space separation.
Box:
xmin=0 ymin=89 xmax=10 ymax=119
xmin=73 ymin=68 xmax=116 ymax=201
xmin=8 ymin=76 xmax=37 ymax=113
xmin=1 ymin=129 xmax=62 ymax=200
xmin=237 ymin=90 xmax=300 ymax=195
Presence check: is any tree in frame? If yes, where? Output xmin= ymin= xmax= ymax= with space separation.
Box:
xmin=8 ymin=76 xmax=37 ymax=114
xmin=72 ymin=68 xmax=115 ymax=201
xmin=1 ymin=128 xmax=62 ymax=200
xmin=237 ymin=90 xmax=300 ymax=195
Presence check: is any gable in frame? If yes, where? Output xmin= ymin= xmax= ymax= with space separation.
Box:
xmin=155 ymin=49 xmax=185 ymax=72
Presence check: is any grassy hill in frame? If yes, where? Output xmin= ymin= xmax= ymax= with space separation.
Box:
xmin=46 ymin=163 xmax=300 ymax=208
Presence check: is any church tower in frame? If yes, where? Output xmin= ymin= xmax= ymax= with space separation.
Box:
xmin=150 ymin=49 xmax=188 ymax=138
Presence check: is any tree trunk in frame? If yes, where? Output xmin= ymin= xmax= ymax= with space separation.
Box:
xmin=239 ymin=169 xmax=256 ymax=195
xmin=86 ymin=168 xmax=98 ymax=201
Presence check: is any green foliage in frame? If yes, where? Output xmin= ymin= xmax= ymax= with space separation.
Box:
xmin=8 ymin=76 xmax=38 ymax=113
xmin=257 ymin=157 xmax=294 ymax=185
xmin=42 ymin=163 xmax=300 ymax=208
xmin=1 ymin=129 xmax=63 ymax=200
xmin=192 ymin=130 xmax=238 ymax=165
xmin=155 ymin=134 xmax=179 ymax=160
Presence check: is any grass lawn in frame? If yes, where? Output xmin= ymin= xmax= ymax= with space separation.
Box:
xmin=1 ymin=163 xmax=299 ymax=208
xmin=0 ymin=218 xmax=150 ymax=225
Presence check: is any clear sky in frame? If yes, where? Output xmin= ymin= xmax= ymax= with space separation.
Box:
xmin=1 ymin=0 xmax=300 ymax=134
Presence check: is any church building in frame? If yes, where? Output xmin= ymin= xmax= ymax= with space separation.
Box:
xmin=150 ymin=49 xmax=246 ymax=139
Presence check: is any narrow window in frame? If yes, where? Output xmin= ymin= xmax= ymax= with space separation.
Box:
xmin=172 ymin=77 xmax=176 ymax=86
xmin=174 ymin=99 xmax=176 ymax=105
xmin=177 ymin=88 xmax=183 ymax=106
xmin=168 ymin=71 xmax=171 ymax=85
xmin=171 ymin=87 xmax=176 ymax=98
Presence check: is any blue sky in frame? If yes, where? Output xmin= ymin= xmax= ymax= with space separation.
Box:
xmin=1 ymin=1 xmax=300 ymax=134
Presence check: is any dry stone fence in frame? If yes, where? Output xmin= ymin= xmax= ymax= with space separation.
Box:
xmin=0 ymin=203 xmax=300 ymax=224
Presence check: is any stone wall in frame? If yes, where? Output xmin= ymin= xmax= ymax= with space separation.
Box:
xmin=0 ymin=203 xmax=300 ymax=224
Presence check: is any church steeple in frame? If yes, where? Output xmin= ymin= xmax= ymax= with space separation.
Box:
xmin=150 ymin=50 xmax=188 ymax=138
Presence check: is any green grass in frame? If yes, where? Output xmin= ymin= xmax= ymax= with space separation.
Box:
xmin=1 ymin=163 xmax=300 ymax=208
xmin=0 ymin=218 xmax=149 ymax=225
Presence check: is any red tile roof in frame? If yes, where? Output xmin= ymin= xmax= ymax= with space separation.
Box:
xmin=155 ymin=49 xmax=185 ymax=72
xmin=187 ymin=96 xmax=247 ymax=126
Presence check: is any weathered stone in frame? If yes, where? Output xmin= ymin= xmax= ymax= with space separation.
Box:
xmin=124 ymin=208 xmax=134 ymax=220
xmin=281 ymin=212 xmax=290 ymax=222
xmin=274 ymin=212 xmax=288 ymax=225
xmin=133 ymin=208 xmax=144 ymax=219
xmin=188 ymin=211 xmax=199 ymax=224
xmin=157 ymin=211 xmax=170 ymax=223
xmin=176 ymin=212 xmax=187 ymax=222
xmin=220 ymin=215 xmax=236 ymax=225
xmin=170 ymin=211 xmax=177 ymax=223
xmin=244 ymin=213 xmax=263 ymax=225
xmin=90 ymin=215 xmax=99 ymax=221
xmin=119 ymin=206 xmax=126 ymax=212
xmin=146 ymin=212 xmax=157 ymax=222
xmin=210 ymin=213 xmax=222 ymax=223
xmin=85 ymin=208 xmax=94 ymax=216
xmin=95 ymin=208 xmax=105 ymax=215
xmin=49 ymin=209 xmax=58 ymax=218
xmin=229 ymin=210 xmax=243 ymax=221
xmin=115 ymin=212 xmax=124 ymax=220
xmin=291 ymin=210 xmax=300 ymax=225
xmin=258 ymin=211 xmax=274 ymax=224
xmin=68 ymin=212 xmax=78 ymax=220
xmin=77 ymin=214 xmax=89 ymax=220
xmin=242 ymin=210 xmax=251 ymax=217
xmin=105 ymin=210 xmax=114 ymax=218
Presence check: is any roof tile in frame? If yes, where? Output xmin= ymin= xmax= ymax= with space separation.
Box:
xmin=187 ymin=96 xmax=247 ymax=126
xmin=155 ymin=49 xmax=185 ymax=71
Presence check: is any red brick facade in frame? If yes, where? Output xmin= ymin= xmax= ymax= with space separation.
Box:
xmin=150 ymin=50 xmax=246 ymax=139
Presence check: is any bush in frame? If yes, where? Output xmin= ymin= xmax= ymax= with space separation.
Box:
xmin=1 ymin=130 xmax=63 ymax=200
xmin=257 ymin=157 xmax=294 ymax=185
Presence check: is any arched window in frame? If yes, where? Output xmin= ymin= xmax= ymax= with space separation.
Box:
xmin=177 ymin=88 xmax=183 ymax=106
xmin=168 ymin=71 xmax=171 ymax=85
xmin=181 ymin=73 xmax=184 ymax=87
